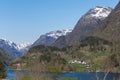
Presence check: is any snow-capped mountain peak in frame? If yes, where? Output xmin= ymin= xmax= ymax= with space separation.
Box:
xmin=32 ymin=29 xmax=72 ymax=47
xmin=47 ymin=29 xmax=72 ymax=39
xmin=0 ymin=38 xmax=17 ymax=48
xmin=85 ymin=6 xmax=112 ymax=19
xmin=52 ymin=6 xmax=113 ymax=48
xmin=0 ymin=38 xmax=32 ymax=59
xmin=17 ymin=42 xmax=32 ymax=50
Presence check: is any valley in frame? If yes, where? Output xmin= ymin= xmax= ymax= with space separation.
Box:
xmin=0 ymin=1 xmax=120 ymax=80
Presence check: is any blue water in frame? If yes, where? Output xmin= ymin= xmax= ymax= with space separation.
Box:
xmin=6 ymin=70 xmax=16 ymax=80
xmin=6 ymin=70 xmax=30 ymax=80
xmin=55 ymin=72 xmax=120 ymax=80
xmin=6 ymin=70 xmax=120 ymax=80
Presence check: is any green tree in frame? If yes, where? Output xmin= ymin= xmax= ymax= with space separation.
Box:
xmin=0 ymin=58 xmax=6 ymax=78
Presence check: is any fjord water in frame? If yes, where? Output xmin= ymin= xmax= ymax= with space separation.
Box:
xmin=6 ymin=70 xmax=16 ymax=80
xmin=55 ymin=72 xmax=120 ymax=80
xmin=6 ymin=70 xmax=120 ymax=80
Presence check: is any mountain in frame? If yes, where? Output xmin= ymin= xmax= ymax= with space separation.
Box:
xmin=0 ymin=39 xmax=20 ymax=59
xmin=52 ymin=36 xmax=67 ymax=49
xmin=17 ymin=42 xmax=32 ymax=54
xmin=53 ymin=6 xmax=112 ymax=48
xmin=95 ymin=2 xmax=120 ymax=44
xmin=0 ymin=38 xmax=31 ymax=59
xmin=32 ymin=29 xmax=72 ymax=47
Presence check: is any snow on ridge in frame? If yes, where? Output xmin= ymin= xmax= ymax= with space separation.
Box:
xmin=17 ymin=42 xmax=32 ymax=50
xmin=0 ymin=37 xmax=31 ymax=51
xmin=86 ymin=6 xmax=112 ymax=19
xmin=0 ymin=38 xmax=17 ymax=48
xmin=91 ymin=7 xmax=112 ymax=18
xmin=46 ymin=29 xmax=72 ymax=39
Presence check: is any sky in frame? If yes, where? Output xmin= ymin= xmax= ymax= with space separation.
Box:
xmin=0 ymin=0 xmax=119 ymax=44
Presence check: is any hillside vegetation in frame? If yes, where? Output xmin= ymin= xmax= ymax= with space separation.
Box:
xmin=0 ymin=58 xmax=6 ymax=79
xmin=0 ymin=48 xmax=13 ymax=65
xmin=10 ymin=36 xmax=120 ymax=73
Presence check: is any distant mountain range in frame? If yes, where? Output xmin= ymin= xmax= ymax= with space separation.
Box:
xmin=0 ymin=29 xmax=71 ymax=60
xmin=17 ymin=42 xmax=32 ymax=54
xmin=52 ymin=6 xmax=112 ymax=48
xmin=1 ymin=5 xmax=118 ymax=63
xmin=0 ymin=38 xmax=31 ymax=59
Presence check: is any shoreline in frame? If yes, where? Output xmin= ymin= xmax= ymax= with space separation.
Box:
xmin=8 ymin=69 xmax=120 ymax=74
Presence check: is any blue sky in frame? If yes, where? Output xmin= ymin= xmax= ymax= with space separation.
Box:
xmin=0 ymin=0 xmax=119 ymax=44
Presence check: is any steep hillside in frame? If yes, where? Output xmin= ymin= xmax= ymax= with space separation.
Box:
xmin=52 ymin=36 xmax=67 ymax=49
xmin=96 ymin=2 xmax=120 ymax=44
xmin=66 ymin=6 xmax=112 ymax=45
xmin=94 ymin=2 xmax=120 ymax=71
xmin=53 ymin=6 xmax=112 ymax=48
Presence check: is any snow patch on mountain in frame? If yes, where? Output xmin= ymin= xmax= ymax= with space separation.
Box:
xmin=17 ymin=42 xmax=32 ymax=50
xmin=85 ymin=6 xmax=112 ymax=19
xmin=32 ymin=29 xmax=72 ymax=47
xmin=0 ymin=38 xmax=17 ymax=48
xmin=47 ymin=29 xmax=72 ymax=39
xmin=0 ymin=38 xmax=32 ymax=59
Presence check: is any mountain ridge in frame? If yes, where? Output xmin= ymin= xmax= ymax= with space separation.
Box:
xmin=0 ymin=38 xmax=32 ymax=59
xmin=52 ymin=6 xmax=112 ymax=48
xmin=32 ymin=29 xmax=72 ymax=47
